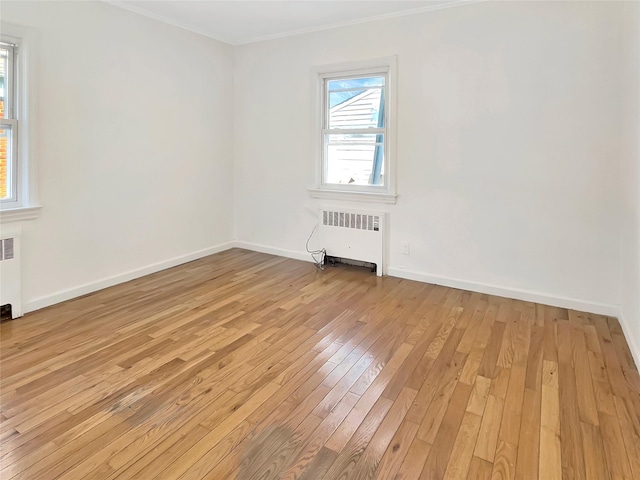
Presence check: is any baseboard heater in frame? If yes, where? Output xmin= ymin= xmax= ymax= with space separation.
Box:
xmin=324 ymin=255 xmax=377 ymax=273
xmin=318 ymin=209 xmax=385 ymax=277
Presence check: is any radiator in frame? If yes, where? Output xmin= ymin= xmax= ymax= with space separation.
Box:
xmin=0 ymin=224 xmax=22 ymax=318
xmin=318 ymin=209 xmax=386 ymax=276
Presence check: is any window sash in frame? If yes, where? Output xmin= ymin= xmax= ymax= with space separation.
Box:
xmin=1 ymin=40 xmax=17 ymax=203
xmin=1 ymin=120 xmax=17 ymax=202
xmin=321 ymin=71 xmax=388 ymax=190
xmin=323 ymin=133 xmax=385 ymax=186
xmin=2 ymin=42 xmax=16 ymax=120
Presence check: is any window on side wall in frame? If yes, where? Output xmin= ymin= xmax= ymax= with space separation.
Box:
xmin=310 ymin=58 xmax=397 ymax=204
xmin=0 ymin=26 xmax=39 ymax=222
xmin=0 ymin=40 xmax=17 ymax=205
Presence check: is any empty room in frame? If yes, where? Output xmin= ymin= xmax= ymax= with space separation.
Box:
xmin=0 ymin=0 xmax=639 ymax=478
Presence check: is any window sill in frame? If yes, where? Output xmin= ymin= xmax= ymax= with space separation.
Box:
xmin=1 ymin=205 xmax=41 ymax=223
xmin=308 ymin=188 xmax=397 ymax=204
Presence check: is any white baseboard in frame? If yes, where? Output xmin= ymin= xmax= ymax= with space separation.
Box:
xmin=24 ymin=241 xmax=235 ymax=314
xmin=232 ymin=241 xmax=313 ymax=264
xmin=617 ymin=309 xmax=640 ymax=371
xmin=387 ymin=266 xmax=620 ymax=317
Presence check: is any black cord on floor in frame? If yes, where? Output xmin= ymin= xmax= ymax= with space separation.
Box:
xmin=306 ymin=225 xmax=326 ymax=270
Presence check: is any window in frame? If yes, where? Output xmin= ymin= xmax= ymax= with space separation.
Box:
xmin=0 ymin=25 xmax=39 ymax=221
xmin=311 ymin=58 xmax=396 ymax=204
xmin=0 ymin=40 xmax=16 ymax=204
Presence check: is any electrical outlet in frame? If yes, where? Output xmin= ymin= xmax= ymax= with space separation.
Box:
xmin=401 ymin=242 xmax=410 ymax=255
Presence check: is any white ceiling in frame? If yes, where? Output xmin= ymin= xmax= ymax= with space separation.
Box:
xmin=108 ymin=0 xmax=466 ymax=45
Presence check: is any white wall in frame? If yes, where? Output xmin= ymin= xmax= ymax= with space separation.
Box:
xmin=1 ymin=1 xmax=234 ymax=310
xmin=234 ymin=1 xmax=628 ymax=313
xmin=620 ymin=1 xmax=640 ymax=360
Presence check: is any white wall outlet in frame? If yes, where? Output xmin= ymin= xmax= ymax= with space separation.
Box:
xmin=401 ymin=241 xmax=410 ymax=255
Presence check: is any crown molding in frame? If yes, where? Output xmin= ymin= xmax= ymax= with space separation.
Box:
xmin=103 ymin=0 xmax=486 ymax=47
xmin=103 ymin=1 xmax=230 ymax=44
xmin=239 ymin=0 xmax=486 ymax=45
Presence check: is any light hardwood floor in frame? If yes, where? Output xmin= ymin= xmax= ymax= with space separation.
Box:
xmin=1 ymin=249 xmax=639 ymax=479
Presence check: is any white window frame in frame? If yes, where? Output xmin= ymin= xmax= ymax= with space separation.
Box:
xmin=1 ymin=41 xmax=18 ymax=204
xmin=309 ymin=57 xmax=397 ymax=204
xmin=0 ymin=23 xmax=40 ymax=223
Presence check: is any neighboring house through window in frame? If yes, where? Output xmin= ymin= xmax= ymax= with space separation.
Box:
xmin=311 ymin=57 xmax=397 ymax=204
xmin=325 ymin=74 xmax=385 ymax=186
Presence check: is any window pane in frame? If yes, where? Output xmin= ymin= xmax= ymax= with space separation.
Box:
xmin=325 ymin=133 xmax=384 ymax=186
xmin=0 ymin=125 xmax=12 ymax=200
xmin=328 ymin=87 xmax=384 ymax=129
xmin=0 ymin=47 xmax=7 ymax=120
xmin=328 ymin=89 xmax=364 ymax=109
xmin=327 ymin=76 xmax=385 ymax=91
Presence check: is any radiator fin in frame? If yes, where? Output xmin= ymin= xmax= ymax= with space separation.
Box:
xmin=321 ymin=210 xmax=380 ymax=232
xmin=4 ymin=239 xmax=13 ymax=260
xmin=0 ymin=238 xmax=14 ymax=261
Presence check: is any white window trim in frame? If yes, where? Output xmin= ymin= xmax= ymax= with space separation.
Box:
xmin=309 ymin=56 xmax=397 ymax=205
xmin=0 ymin=22 xmax=40 ymax=224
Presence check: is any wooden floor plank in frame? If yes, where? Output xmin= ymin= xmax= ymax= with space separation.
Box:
xmin=280 ymin=393 xmax=360 ymax=480
xmin=350 ymin=386 xmax=417 ymax=480
xmin=569 ymin=311 xmax=600 ymax=426
xmin=467 ymin=456 xmax=493 ymax=480
xmin=473 ymin=394 xmax=504 ymax=463
xmin=373 ymin=419 xmax=419 ymax=480
xmin=514 ymin=387 xmax=541 ymax=480
xmin=613 ymin=394 xmax=640 ymax=479
xmin=539 ymin=360 xmax=562 ymax=480
xmin=419 ymin=381 xmax=473 ymax=480
xmin=322 ymin=396 xmax=394 ymax=479
xmin=557 ymin=319 xmax=586 ymax=480
xmin=580 ymin=422 xmax=610 ymax=480
xmin=442 ymin=410 xmax=483 ymax=480
xmin=396 ymin=437 xmax=432 ymax=480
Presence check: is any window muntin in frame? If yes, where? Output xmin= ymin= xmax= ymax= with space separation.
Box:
xmin=322 ymin=73 xmax=387 ymax=189
xmin=0 ymin=41 xmax=17 ymax=203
